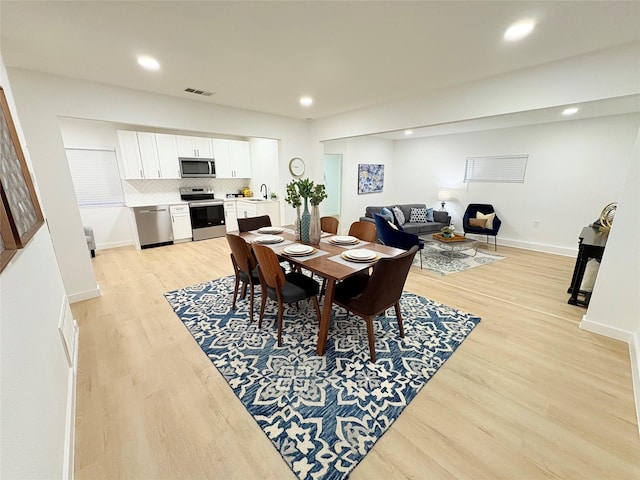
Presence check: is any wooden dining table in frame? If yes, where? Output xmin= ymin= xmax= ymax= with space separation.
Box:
xmin=235 ymin=226 xmax=405 ymax=356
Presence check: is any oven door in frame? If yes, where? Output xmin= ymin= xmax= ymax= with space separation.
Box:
xmin=189 ymin=201 xmax=226 ymax=240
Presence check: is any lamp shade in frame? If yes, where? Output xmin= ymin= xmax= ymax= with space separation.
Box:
xmin=437 ymin=189 xmax=453 ymax=201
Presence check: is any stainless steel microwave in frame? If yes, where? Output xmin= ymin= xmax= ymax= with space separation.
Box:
xmin=179 ymin=158 xmax=216 ymax=178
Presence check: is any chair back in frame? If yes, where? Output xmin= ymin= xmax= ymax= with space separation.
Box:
xmin=350 ymin=245 xmax=418 ymax=315
xmin=374 ymin=214 xmax=422 ymax=250
xmin=462 ymin=204 xmax=501 ymax=234
xmin=252 ymin=243 xmax=285 ymax=289
xmin=237 ymin=215 xmax=271 ymax=232
xmin=225 ymin=234 xmax=256 ymax=274
xmin=348 ymin=221 xmax=377 ymax=243
xmin=320 ymin=216 xmax=339 ymax=234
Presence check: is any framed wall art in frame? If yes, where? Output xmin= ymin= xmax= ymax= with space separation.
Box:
xmin=0 ymin=86 xmax=44 ymax=250
xmin=357 ymin=163 xmax=384 ymax=194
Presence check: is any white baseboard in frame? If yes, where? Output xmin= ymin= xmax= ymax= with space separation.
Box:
xmin=580 ymin=315 xmax=640 ymax=436
xmin=630 ymin=333 xmax=640 ymax=436
xmin=68 ymin=285 xmax=101 ymax=304
xmin=464 ymin=234 xmax=577 ymax=257
xmin=96 ymin=239 xmax=134 ymax=250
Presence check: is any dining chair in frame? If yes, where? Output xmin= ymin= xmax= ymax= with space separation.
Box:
xmin=237 ymin=215 xmax=272 ymax=232
xmin=225 ymin=233 xmax=260 ymax=322
xmin=348 ymin=221 xmax=377 ymax=243
xmin=374 ymin=213 xmax=424 ymax=269
xmin=320 ymin=216 xmax=339 ymax=234
xmin=252 ymin=243 xmax=322 ymax=346
xmin=332 ymin=245 xmax=418 ymax=362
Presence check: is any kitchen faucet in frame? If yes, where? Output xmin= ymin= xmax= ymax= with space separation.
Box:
xmin=260 ymin=183 xmax=267 ymax=199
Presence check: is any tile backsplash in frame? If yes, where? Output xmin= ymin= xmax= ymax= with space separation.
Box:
xmin=124 ymin=178 xmax=247 ymax=205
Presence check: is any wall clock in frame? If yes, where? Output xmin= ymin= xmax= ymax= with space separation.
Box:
xmin=289 ymin=157 xmax=305 ymax=177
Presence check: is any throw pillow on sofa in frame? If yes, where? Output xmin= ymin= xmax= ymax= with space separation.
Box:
xmin=392 ymin=206 xmax=406 ymax=225
xmin=380 ymin=207 xmax=395 ymax=224
xmin=409 ymin=207 xmax=434 ymax=223
xmin=476 ymin=212 xmax=496 ymax=230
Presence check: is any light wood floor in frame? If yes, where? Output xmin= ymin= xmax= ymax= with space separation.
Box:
xmin=71 ymin=238 xmax=640 ymax=479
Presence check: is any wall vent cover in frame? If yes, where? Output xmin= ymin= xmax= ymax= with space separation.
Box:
xmin=184 ymin=88 xmax=214 ymax=96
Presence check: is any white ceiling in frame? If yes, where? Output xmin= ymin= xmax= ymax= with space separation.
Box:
xmin=1 ymin=1 xmax=639 ymax=122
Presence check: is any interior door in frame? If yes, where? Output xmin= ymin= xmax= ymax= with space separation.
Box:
xmin=322 ymin=154 xmax=342 ymax=217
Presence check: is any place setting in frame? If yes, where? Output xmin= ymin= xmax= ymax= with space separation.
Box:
xmin=255 ymin=226 xmax=285 ymax=234
xmin=339 ymin=248 xmax=379 ymax=263
xmin=252 ymin=234 xmax=285 ymax=245
xmin=325 ymin=235 xmax=365 ymax=249
xmin=278 ymin=243 xmax=329 ymax=260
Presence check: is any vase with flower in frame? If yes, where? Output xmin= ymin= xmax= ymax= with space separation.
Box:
xmin=285 ymin=178 xmax=328 ymax=244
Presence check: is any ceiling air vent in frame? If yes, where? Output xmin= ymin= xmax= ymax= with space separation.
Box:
xmin=184 ymin=88 xmax=214 ymax=97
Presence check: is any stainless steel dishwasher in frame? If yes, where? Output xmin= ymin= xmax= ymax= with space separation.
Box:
xmin=133 ymin=205 xmax=173 ymax=248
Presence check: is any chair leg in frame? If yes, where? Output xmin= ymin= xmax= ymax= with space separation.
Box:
xmin=419 ymin=250 xmax=423 ymax=269
xmin=232 ymin=274 xmax=240 ymax=310
xmin=248 ymin=282 xmax=255 ymax=322
xmin=240 ymin=282 xmax=248 ymax=299
xmin=494 ymin=236 xmax=497 ymax=251
xmin=312 ymin=295 xmax=322 ymax=323
xmin=258 ymin=294 xmax=267 ymax=328
xmin=394 ymin=301 xmax=405 ymax=338
xmin=365 ymin=316 xmax=376 ymax=363
xmin=277 ymin=302 xmax=284 ymax=347
xmin=319 ymin=278 xmax=327 ymax=302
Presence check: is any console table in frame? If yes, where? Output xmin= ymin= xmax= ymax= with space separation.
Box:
xmin=567 ymin=226 xmax=608 ymax=306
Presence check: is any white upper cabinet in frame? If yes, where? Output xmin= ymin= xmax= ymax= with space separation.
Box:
xmin=155 ymin=134 xmax=181 ymax=179
xmin=136 ymin=132 xmax=161 ymax=179
xmin=117 ymin=130 xmax=144 ymax=179
xmin=176 ymin=135 xmax=213 ymax=158
xmin=229 ymin=140 xmax=252 ymax=178
xmin=214 ymin=139 xmax=252 ymax=178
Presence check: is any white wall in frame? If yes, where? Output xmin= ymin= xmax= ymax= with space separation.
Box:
xmin=324 ymin=137 xmax=396 ymax=232
xmin=8 ymin=70 xmax=311 ymax=299
xmin=390 ymin=113 xmax=639 ymax=254
xmin=0 ymin=55 xmax=73 ymax=480
xmin=581 ymin=130 xmax=640 ymax=422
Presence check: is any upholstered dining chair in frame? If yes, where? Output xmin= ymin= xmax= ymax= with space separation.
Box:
xmin=237 ymin=215 xmax=272 ymax=232
xmin=348 ymin=221 xmax=377 ymax=243
xmin=225 ymin=233 xmax=260 ymax=322
xmin=374 ymin=213 xmax=424 ymax=269
xmin=252 ymin=243 xmax=322 ymax=347
xmin=320 ymin=216 xmax=339 ymax=234
xmin=332 ymin=245 xmax=418 ymax=362
xmin=462 ymin=204 xmax=501 ymax=250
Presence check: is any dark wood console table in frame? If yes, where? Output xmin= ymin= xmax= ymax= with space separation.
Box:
xmin=567 ymin=226 xmax=608 ymax=306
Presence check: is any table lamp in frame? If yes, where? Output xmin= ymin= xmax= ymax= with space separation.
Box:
xmin=437 ymin=189 xmax=453 ymax=210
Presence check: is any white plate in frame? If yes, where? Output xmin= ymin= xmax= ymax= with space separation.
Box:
xmin=344 ymin=248 xmax=376 ymax=260
xmin=330 ymin=235 xmax=359 ymax=244
xmin=254 ymin=235 xmax=284 ymax=244
xmin=283 ymin=244 xmax=314 ymax=255
xmin=257 ymin=226 xmax=284 ymax=234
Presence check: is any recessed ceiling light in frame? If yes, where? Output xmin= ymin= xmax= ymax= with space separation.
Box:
xmin=404 ymin=130 xmax=413 ymax=136
xmin=137 ymin=55 xmax=160 ymax=71
xmin=504 ymin=21 xmax=535 ymax=41
xmin=562 ymin=107 xmax=579 ymax=116
xmin=300 ymin=96 xmax=313 ymax=107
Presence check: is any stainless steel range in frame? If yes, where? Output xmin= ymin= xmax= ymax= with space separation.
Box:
xmin=179 ymin=187 xmax=226 ymax=241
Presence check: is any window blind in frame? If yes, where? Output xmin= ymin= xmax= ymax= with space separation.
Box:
xmin=66 ymin=148 xmax=125 ymax=206
xmin=464 ymin=154 xmax=528 ymax=183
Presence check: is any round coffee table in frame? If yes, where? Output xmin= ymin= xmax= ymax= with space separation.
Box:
xmin=422 ymin=235 xmax=478 ymax=261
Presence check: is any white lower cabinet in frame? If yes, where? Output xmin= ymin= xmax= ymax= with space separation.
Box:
xmin=170 ymin=204 xmax=192 ymax=242
xmin=236 ymin=200 xmax=280 ymax=226
xmin=224 ymin=201 xmax=239 ymax=232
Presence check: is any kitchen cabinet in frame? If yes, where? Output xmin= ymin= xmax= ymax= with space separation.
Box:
xmin=117 ymin=130 xmax=180 ymax=180
xmin=214 ymin=139 xmax=252 ymax=178
xmin=117 ymin=130 xmax=144 ymax=179
xmin=155 ymin=134 xmax=181 ymax=179
xmin=176 ymin=135 xmax=213 ymax=158
xmin=236 ymin=200 xmax=280 ymax=226
xmin=170 ymin=204 xmax=192 ymax=242
xmin=136 ymin=132 xmax=161 ymax=179
xmin=224 ymin=200 xmax=239 ymax=232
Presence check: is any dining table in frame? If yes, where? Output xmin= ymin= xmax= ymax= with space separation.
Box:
xmin=234 ymin=225 xmax=406 ymax=356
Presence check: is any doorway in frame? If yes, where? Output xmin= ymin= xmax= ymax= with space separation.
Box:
xmin=322 ymin=154 xmax=342 ymax=219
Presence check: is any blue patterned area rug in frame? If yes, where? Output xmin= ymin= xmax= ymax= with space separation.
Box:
xmin=414 ymin=244 xmax=505 ymax=275
xmin=164 ymin=276 xmax=480 ymax=480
